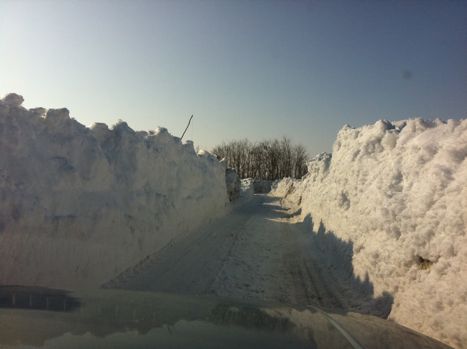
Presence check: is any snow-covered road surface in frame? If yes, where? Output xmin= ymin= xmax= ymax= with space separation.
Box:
xmin=105 ymin=194 xmax=350 ymax=312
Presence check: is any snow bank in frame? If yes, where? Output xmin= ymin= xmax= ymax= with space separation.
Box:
xmin=272 ymin=119 xmax=467 ymax=348
xmin=0 ymin=93 xmax=228 ymax=289
xmin=270 ymin=177 xmax=300 ymax=198
xmin=225 ymin=168 xmax=240 ymax=201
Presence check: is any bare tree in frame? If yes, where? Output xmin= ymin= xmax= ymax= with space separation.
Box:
xmin=212 ymin=138 xmax=308 ymax=180
xmin=292 ymin=144 xmax=308 ymax=178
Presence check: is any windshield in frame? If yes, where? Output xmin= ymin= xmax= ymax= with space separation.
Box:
xmin=0 ymin=1 xmax=465 ymax=349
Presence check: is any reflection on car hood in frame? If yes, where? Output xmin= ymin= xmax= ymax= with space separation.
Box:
xmin=0 ymin=286 xmax=451 ymax=349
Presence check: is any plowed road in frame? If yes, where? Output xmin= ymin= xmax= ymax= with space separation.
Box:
xmin=105 ymin=194 xmax=345 ymax=310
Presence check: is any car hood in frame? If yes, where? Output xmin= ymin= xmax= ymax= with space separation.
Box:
xmin=0 ymin=286 xmax=450 ymax=349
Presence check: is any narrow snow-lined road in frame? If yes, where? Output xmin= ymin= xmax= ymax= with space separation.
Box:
xmin=105 ymin=195 xmax=345 ymax=310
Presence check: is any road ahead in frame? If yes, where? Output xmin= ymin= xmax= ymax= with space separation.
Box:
xmin=105 ymin=194 xmax=345 ymax=310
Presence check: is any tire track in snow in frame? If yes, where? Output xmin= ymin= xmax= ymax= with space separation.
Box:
xmin=104 ymin=195 xmax=346 ymax=312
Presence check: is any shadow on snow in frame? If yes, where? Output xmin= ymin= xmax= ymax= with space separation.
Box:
xmin=262 ymin=195 xmax=393 ymax=319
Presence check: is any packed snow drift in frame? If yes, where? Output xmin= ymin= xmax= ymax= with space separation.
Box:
xmin=225 ymin=168 xmax=240 ymax=201
xmin=0 ymin=93 xmax=228 ymax=289
xmin=272 ymin=118 xmax=467 ymax=348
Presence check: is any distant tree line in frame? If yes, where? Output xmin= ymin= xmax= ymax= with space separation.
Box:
xmin=212 ymin=138 xmax=308 ymax=180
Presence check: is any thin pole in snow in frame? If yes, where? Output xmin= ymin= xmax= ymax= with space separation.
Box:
xmin=180 ymin=114 xmax=194 ymax=141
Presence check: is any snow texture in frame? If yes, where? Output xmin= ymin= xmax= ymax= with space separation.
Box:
xmin=272 ymin=119 xmax=467 ymax=349
xmin=225 ymin=168 xmax=240 ymax=201
xmin=240 ymin=178 xmax=254 ymax=197
xmin=239 ymin=178 xmax=273 ymax=196
xmin=0 ymin=93 xmax=228 ymax=289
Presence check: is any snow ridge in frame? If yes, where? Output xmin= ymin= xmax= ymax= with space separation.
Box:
xmin=273 ymin=118 xmax=467 ymax=348
xmin=0 ymin=93 xmax=228 ymax=289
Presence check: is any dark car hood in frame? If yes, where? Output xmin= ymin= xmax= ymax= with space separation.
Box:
xmin=0 ymin=286 xmax=451 ymax=349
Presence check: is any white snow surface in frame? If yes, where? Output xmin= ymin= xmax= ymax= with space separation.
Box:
xmin=240 ymin=178 xmax=255 ymax=197
xmin=272 ymin=119 xmax=467 ymax=348
xmin=0 ymin=93 xmax=228 ymax=289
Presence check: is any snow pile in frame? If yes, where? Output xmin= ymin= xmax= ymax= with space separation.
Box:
xmin=240 ymin=178 xmax=254 ymax=197
xmin=0 ymin=93 xmax=228 ymax=289
xmin=270 ymin=177 xmax=300 ymax=198
xmin=239 ymin=179 xmax=274 ymax=196
xmin=273 ymin=119 xmax=467 ymax=348
xmin=225 ymin=168 xmax=240 ymax=201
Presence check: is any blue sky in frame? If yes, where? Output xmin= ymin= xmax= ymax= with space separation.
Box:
xmin=1 ymin=0 xmax=466 ymax=154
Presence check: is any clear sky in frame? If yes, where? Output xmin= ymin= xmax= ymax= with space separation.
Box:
xmin=1 ymin=0 xmax=466 ymax=154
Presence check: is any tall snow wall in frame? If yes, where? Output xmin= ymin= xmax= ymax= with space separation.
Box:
xmin=273 ymin=118 xmax=467 ymax=348
xmin=0 ymin=94 xmax=228 ymax=289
